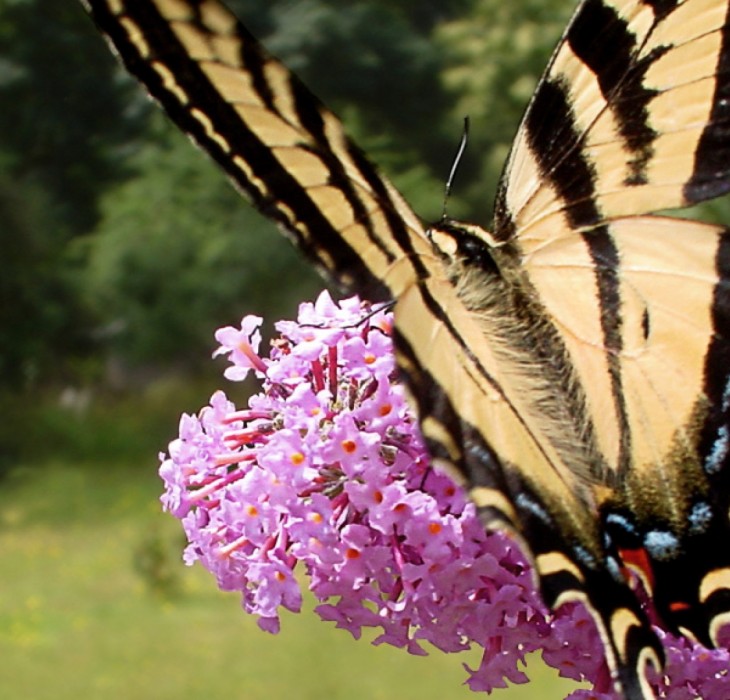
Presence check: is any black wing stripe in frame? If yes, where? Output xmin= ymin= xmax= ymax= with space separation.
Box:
xmin=587 ymin=230 xmax=630 ymax=477
xmin=179 ymin=9 xmax=423 ymax=284
xmin=699 ymin=230 xmax=730 ymax=478
xmin=685 ymin=6 xmax=730 ymax=202
xmin=525 ymin=78 xmax=598 ymax=229
xmin=642 ymin=0 xmax=679 ymax=23
xmin=566 ymin=0 xmax=634 ymax=99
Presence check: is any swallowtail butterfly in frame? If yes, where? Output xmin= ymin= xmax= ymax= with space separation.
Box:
xmin=82 ymin=1 xmax=730 ymax=697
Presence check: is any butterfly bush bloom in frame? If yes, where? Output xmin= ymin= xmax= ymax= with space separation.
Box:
xmin=159 ymin=291 xmax=730 ymax=698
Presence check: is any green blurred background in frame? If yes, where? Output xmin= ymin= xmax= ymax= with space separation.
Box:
xmin=5 ymin=0 xmax=712 ymax=696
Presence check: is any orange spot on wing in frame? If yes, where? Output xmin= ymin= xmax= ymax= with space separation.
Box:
xmin=619 ymin=546 xmax=655 ymax=592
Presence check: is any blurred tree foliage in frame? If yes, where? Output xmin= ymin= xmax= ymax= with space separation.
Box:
xmin=80 ymin=120 xmax=320 ymax=366
xmin=2 ymin=0 xmax=586 ymax=390
xmin=437 ymin=0 xmax=574 ymax=221
xmin=0 ymin=0 xmax=142 ymax=387
xmin=0 ymin=172 xmax=89 ymax=387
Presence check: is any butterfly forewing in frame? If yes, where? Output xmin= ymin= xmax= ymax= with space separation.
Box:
xmin=498 ymin=0 xmax=730 ymax=243
xmin=82 ymin=0 xmax=432 ymax=301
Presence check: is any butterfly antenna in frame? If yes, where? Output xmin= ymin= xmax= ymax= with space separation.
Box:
xmin=442 ymin=116 xmax=470 ymax=221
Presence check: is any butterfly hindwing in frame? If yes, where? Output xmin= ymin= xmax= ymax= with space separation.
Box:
xmin=393 ymin=246 xmax=666 ymax=699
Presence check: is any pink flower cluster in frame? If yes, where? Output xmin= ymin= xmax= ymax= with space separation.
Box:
xmin=159 ymin=291 xmax=730 ymax=698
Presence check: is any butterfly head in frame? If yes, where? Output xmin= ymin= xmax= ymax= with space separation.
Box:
xmin=426 ymin=219 xmax=506 ymax=276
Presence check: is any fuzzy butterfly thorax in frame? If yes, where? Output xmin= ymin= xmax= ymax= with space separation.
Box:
xmin=82 ymin=1 xmax=730 ymax=698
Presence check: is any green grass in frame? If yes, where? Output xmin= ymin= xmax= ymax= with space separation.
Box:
xmin=0 ymin=378 xmax=223 ymax=470
xmin=0 ymin=460 xmax=582 ymax=700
